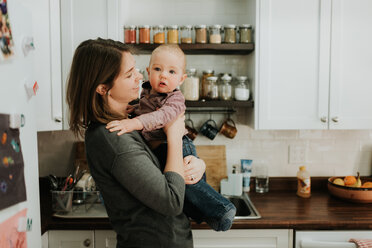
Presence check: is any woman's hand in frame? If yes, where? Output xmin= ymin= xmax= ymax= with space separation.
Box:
xmin=183 ymin=156 xmax=206 ymax=185
xmin=163 ymin=113 xmax=185 ymax=141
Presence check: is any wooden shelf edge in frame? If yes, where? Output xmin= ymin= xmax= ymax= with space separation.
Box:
xmin=130 ymin=43 xmax=255 ymax=55
xmin=185 ymin=100 xmax=254 ymax=108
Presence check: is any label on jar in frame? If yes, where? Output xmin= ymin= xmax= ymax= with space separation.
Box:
xmin=235 ymin=88 xmax=249 ymax=101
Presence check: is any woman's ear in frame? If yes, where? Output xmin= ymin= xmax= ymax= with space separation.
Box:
xmin=96 ymin=84 xmax=108 ymax=96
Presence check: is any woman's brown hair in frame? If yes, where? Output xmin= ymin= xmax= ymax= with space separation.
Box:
xmin=66 ymin=38 xmax=133 ymax=137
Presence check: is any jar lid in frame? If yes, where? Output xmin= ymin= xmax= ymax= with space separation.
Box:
xmin=167 ymin=25 xmax=179 ymax=29
xmin=139 ymin=25 xmax=151 ymax=29
xmin=202 ymin=69 xmax=214 ymax=74
xmin=209 ymin=24 xmax=222 ymax=29
xmin=239 ymin=24 xmax=252 ymax=28
xmin=206 ymin=76 xmax=218 ymax=81
xmin=224 ymin=24 xmax=237 ymax=29
xmin=181 ymin=25 xmax=193 ymax=29
xmin=154 ymin=25 xmax=165 ymax=28
xmin=221 ymin=74 xmax=232 ymax=81
xmin=236 ymin=76 xmax=248 ymax=81
xmin=124 ymin=25 xmax=137 ymax=29
xmin=195 ymin=24 xmax=207 ymax=29
xmin=186 ymin=68 xmax=197 ymax=74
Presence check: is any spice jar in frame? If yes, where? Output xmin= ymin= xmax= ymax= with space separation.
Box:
xmin=180 ymin=25 xmax=193 ymax=44
xmin=181 ymin=68 xmax=199 ymax=101
xmin=239 ymin=24 xmax=252 ymax=43
xmin=205 ymin=76 xmax=219 ymax=100
xmin=195 ymin=25 xmax=207 ymax=44
xmin=139 ymin=25 xmax=151 ymax=44
xmin=167 ymin=25 xmax=179 ymax=44
xmin=124 ymin=25 xmax=137 ymax=44
xmin=219 ymin=74 xmax=233 ymax=100
xmin=209 ymin=25 xmax=222 ymax=44
xmin=234 ymin=76 xmax=250 ymax=101
xmin=224 ymin=24 xmax=237 ymax=43
xmin=153 ymin=25 xmax=165 ymax=44
xmin=201 ymin=69 xmax=214 ymax=100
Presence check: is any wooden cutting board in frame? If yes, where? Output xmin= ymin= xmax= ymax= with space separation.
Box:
xmin=196 ymin=145 xmax=227 ymax=192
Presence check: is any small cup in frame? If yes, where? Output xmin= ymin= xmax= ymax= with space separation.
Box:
xmin=185 ymin=119 xmax=198 ymax=140
xmin=254 ymin=163 xmax=269 ymax=193
xmin=199 ymin=119 xmax=219 ymax=140
xmin=219 ymin=118 xmax=237 ymax=139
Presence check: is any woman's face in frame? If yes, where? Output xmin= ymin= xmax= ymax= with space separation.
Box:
xmin=108 ymin=52 xmax=143 ymax=105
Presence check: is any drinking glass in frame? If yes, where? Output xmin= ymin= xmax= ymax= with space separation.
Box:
xmin=255 ymin=163 xmax=269 ymax=193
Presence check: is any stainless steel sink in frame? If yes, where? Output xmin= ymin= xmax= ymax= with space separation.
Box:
xmin=224 ymin=193 xmax=261 ymax=219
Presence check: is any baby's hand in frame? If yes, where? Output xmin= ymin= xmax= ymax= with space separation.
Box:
xmin=106 ymin=118 xmax=143 ymax=136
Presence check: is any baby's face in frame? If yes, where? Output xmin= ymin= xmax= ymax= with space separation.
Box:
xmin=147 ymin=50 xmax=186 ymax=94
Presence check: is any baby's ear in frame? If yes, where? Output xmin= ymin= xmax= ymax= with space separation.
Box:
xmin=179 ymin=73 xmax=187 ymax=85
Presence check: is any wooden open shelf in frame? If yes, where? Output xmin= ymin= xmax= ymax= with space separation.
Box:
xmin=185 ymin=100 xmax=254 ymax=108
xmin=131 ymin=43 xmax=254 ymax=55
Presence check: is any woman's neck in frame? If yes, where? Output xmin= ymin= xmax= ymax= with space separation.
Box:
xmin=107 ymin=96 xmax=128 ymax=118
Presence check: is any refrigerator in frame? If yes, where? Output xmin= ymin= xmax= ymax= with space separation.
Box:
xmin=0 ymin=0 xmax=41 ymax=247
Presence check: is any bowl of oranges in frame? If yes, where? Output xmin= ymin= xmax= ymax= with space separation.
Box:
xmin=328 ymin=172 xmax=372 ymax=203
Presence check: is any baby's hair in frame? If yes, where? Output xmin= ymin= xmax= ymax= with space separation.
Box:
xmin=150 ymin=44 xmax=186 ymax=71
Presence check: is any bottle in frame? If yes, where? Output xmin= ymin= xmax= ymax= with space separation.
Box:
xmin=124 ymin=25 xmax=137 ymax=44
xmin=297 ymin=166 xmax=311 ymax=198
xmin=219 ymin=74 xmax=233 ymax=100
xmin=209 ymin=25 xmax=222 ymax=44
xmin=167 ymin=25 xmax=179 ymax=44
xmin=139 ymin=25 xmax=151 ymax=44
xmin=181 ymin=68 xmax=199 ymax=101
xmin=153 ymin=25 xmax=165 ymax=44
xmin=234 ymin=76 xmax=250 ymax=101
xmin=201 ymin=69 xmax=214 ymax=100
xmin=180 ymin=25 xmax=193 ymax=44
xmin=195 ymin=25 xmax=207 ymax=44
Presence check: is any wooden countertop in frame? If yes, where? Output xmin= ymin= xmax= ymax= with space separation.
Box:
xmin=39 ymin=177 xmax=372 ymax=234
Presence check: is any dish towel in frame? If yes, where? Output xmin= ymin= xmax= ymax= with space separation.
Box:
xmin=349 ymin=239 xmax=372 ymax=248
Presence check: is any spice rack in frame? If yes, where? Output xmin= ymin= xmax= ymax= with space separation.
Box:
xmin=132 ymin=43 xmax=254 ymax=55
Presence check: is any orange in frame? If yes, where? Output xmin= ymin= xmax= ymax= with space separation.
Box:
xmin=344 ymin=176 xmax=357 ymax=186
xmin=361 ymin=182 xmax=372 ymax=188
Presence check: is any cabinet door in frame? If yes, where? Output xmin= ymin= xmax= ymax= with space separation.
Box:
xmin=60 ymin=0 xmax=118 ymax=130
xmin=192 ymin=229 xmax=293 ymax=248
xmin=95 ymin=230 xmax=117 ymax=248
xmin=329 ymin=0 xmax=372 ymax=129
xmin=257 ymin=0 xmax=331 ymax=129
xmin=48 ymin=230 xmax=94 ymax=248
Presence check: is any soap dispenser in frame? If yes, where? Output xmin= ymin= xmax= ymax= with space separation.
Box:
xmin=229 ymin=165 xmax=243 ymax=196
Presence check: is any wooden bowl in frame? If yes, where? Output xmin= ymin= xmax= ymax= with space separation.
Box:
xmin=328 ymin=177 xmax=372 ymax=203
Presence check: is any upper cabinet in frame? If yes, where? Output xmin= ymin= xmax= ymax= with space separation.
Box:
xmin=256 ymin=0 xmax=372 ymax=130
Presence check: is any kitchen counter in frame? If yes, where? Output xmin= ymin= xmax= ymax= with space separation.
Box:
xmin=39 ymin=177 xmax=372 ymax=234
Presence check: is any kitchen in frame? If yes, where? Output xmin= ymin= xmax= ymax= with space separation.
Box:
xmin=1 ymin=0 xmax=372 ymax=247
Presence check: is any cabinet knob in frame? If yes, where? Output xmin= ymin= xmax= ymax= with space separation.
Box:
xmin=320 ymin=116 xmax=328 ymax=123
xmin=332 ymin=117 xmax=339 ymax=123
xmin=54 ymin=117 xmax=62 ymax=123
xmin=83 ymin=239 xmax=91 ymax=247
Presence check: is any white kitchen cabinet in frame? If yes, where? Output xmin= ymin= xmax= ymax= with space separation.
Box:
xmin=295 ymin=230 xmax=372 ymax=248
xmin=95 ymin=230 xmax=117 ymax=248
xmin=48 ymin=230 xmax=94 ymax=248
xmin=256 ymin=0 xmax=372 ymax=130
xmin=192 ymin=229 xmax=293 ymax=248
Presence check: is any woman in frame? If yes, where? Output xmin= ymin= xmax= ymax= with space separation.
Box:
xmin=66 ymin=38 xmax=205 ymax=248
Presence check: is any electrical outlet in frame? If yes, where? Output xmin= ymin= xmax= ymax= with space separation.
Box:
xmin=288 ymin=145 xmax=307 ymax=164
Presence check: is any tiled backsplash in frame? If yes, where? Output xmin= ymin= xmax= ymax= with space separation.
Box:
xmin=37 ymin=128 xmax=372 ymax=177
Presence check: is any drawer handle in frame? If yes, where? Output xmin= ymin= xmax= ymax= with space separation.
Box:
xmin=83 ymin=238 xmax=91 ymax=247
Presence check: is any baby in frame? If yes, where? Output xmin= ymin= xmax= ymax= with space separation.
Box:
xmin=106 ymin=44 xmax=236 ymax=231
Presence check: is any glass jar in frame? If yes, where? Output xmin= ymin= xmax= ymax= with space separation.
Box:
xmin=181 ymin=68 xmax=199 ymax=101
xmin=201 ymin=69 xmax=214 ymax=100
xmin=195 ymin=25 xmax=207 ymax=44
xmin=124 ymin=25 xmax=137 ymax=44
xmin=167 ymin=25 xmax=179 ymax=44
xmin=219 ymin=74 xmax=233 ymax=100
xmin=239 ymin=24 xmax=252 ymax=43
xmin=234 ymin=76 xmax=250 ymax=101
xmin=205 ymin=76 xmax=219 ymax=100
xmin=180 ymin=25 xmax=193 ymax=44
xmin=224 ymin=24 xmax=237 ymax=43
xmin=139 ymin=25 xmax=151 ymax=44
xmin=153 ymin=25 xmax=165 ymax=44
xmin=209 ymin=25 xmax=222 ymax=44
